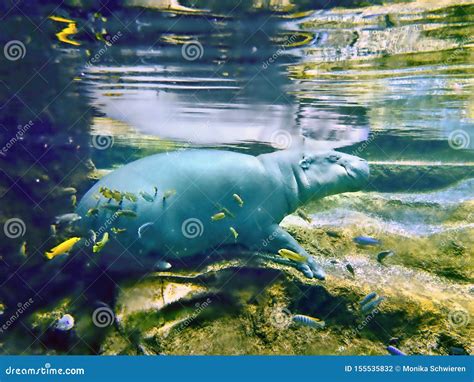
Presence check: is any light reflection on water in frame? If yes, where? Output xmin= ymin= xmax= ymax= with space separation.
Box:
xmin=80 ymin=1 xmax=474 ymax=163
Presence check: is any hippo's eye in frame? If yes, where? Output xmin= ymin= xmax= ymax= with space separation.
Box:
xmin=328 ymin=154 xmax=340 ymax=163
xmin=299 ymin=158 xmax=310 ymax=170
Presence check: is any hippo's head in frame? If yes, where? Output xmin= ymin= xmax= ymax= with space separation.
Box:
xmin=289 ymin=150 xmax=369 ymax=203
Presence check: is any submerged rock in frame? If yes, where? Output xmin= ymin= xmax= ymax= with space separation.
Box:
xmin=3 ymin=222 xmax=472 ymax=356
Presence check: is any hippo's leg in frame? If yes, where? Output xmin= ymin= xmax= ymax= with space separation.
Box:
xmin=253 ymin=225 xmax=325 ymax=280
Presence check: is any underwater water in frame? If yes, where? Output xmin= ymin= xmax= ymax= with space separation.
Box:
xmin=0 ymin=0 xmax=473 ymax=355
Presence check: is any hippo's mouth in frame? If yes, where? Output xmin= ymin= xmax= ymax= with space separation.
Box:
xmin=338 ymin=163 xmax=356 ymax=179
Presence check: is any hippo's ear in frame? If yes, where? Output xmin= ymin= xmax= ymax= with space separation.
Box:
xmin=299 ymin=158 xmax=310 ymax=170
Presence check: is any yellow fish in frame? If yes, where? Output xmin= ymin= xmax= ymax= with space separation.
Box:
xmin=19 ymin=241 xmax=27 ymax=257
xmin=86 ymin=208 xmax=99 ymax=217
xmin=99 ymin=187 xmax=122 ymax=202
xmin=211 ymin=212 xmax=226 ymax=221
xmin=45 ymin=237 xmax=81 ymax=260
xmin=93 ymin=232 xmax=109 ymax=253
xmin=116 ymin=209 xmax=137 ymax=218
xmin=123 ymin=192 xmax=138 ymax=202
xmin=49 ymin=15 xmax=80 ymax=46
xmin=232 ymin=193 xmax=244 ymax=207
xmin=278 ymin=248 xmax=306 ymax=263
xmin=162 ymin=189 xmax=176 ymax=200
xmin=229 ymin=227 xmax=239 ymax=240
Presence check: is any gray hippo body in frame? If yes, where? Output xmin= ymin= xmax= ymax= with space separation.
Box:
xmin=76 ymin=149 xmax=369 ymax=279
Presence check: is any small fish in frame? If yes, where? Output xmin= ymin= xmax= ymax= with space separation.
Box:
xmin=154 ymin=260 xmax=172 ymax=271
xmin=55 ymin=213 xmax=81 ymax=225
xmin=377 ymin=250 xmax=394 ymax=263
xmin=19 ymin=241 xmax=27 ymax=257
xmin=111 ymin=227 xmax=127 ymax=234
xmin=56 ymin=314 xmax=75 ymax=331
xmin=326 ymin=230 xmax=341 ymax=238
xmin=360 ymin=292 xmax=377 ymax=306
xmin=153 ymin=186 xmax=158 ymax=196
xmin=162 ymin=189 xmax=176 ymax=200
xmin=99 ymin=186 xmax=113 ymax=199
xmin=278 ymin=248 xmax=306 ymax=263
xmin=101 ymin=204 xmax=121 ymax=212
xmin=330 ymin=259 xmax=338 ymax=264
xmin=389 ymin=337 xmax=399 ymax=346
xmin=232 ymin=193 xmax=244 ymax=207
xmin=123 ymin=192 xmax=138 ymax=202
xmin=93 ymin=193 xmax=101 ymax=200
xmin=293 ymin=314 xmax=325 ymax=329
xmin=296 ymin=209 xmax=312 ymax=223
xmin=353 ymin=236 xmax=380 ymax=246
xmin=345 ymin=263 xmax=355 ymax=276
xmin=361 ymin=297 xmax=385 ymax=314
xmin=59 ymin=187 xmax=77 ymax=196
xmin=116 ymin=210 xmax=137 ymax=218
xmin=138 ymin=222 xmax=154 ymax=239
xmin=50 ymin=224 xmax=57 ymax=237
xmin=140 ymin=191 xmax=155 ymax=202
xmin=386 ymin=345 xmax=406 ymax=356
xmin=229 ymin=227 xmax=239 ymax=240
xmin=110 ymin=190 xmax=122 ymax=202
xmin=93 ymin=232 xmax=109 ymax=253
xmin=99 ymin=187 xmax=122 ymax=202
xmin=449 ymin=346 xmax=468 ymax=355
xmin=88 ymin=230 xmax=97 ymax=244
xmin=70 ymin=195 xmax=77 ymax=207
xmin=211 ymin=212 xmax=226 ymax=221
xmin=86 ymin=208 xmax=99 ymax=217
xmin=45 ymin=237 xmax=81 ymax=259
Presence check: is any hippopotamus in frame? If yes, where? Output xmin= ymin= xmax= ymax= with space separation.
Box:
xmin=76 ymin=149 xmax=369 ymax=279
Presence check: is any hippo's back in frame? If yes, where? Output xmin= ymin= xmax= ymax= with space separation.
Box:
xmin=76 ymin=150 xmax=276 ymax=261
